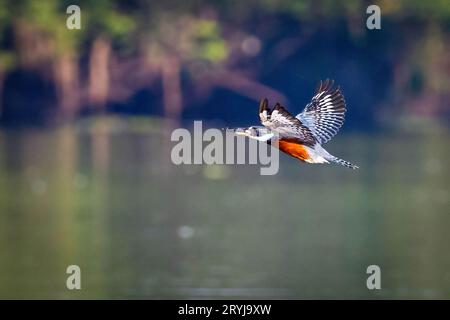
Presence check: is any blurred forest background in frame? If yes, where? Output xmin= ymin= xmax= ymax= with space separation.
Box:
xmin=0 ymin=0 xmax=449 ymax=299
xmin=0 ymin=0 xmax=449 ymax=127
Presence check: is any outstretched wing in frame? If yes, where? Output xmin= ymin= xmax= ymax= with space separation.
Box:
xmin=259 ymin=98 xmax=316 ymax=146
xmin=296 ymin=79 xmax=346 ymax=144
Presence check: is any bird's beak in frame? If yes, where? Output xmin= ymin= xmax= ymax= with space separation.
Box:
xmin=232 ymin=127 xmax=247 ymax=136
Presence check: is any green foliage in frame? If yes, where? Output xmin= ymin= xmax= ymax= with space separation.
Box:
xmin=80 ymin=0 xmax=136 ymax=38
xmin=0 ymin=51 xmax=15 ymax=70
xmin=192 ymin=19 xmax=228 ymax=63
xmin=388 ymin=0 xmax=450 ymax=21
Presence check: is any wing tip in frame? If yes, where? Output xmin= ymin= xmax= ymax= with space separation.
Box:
xmin=317 ymin=78 xmax=345 ymax=95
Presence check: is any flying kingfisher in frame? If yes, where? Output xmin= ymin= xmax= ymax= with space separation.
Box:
xmin=232 ymin=79 xmax=358 ymax=169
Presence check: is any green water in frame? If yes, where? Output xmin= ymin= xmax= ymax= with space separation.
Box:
xmin=0 ymin=118 xmax=449 ymax=299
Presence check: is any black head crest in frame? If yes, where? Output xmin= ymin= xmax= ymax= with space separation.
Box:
xmin=259 ymin=98 xmax=269 ymax=114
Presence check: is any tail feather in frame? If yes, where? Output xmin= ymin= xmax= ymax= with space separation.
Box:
xmin=311 ymin=144 xmax=358 ymax=169
xmin=330 ymin=157 xmax=359 ymax=169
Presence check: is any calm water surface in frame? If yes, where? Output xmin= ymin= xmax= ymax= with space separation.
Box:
xmin=0 ymin=118 xmax=449 ymax=299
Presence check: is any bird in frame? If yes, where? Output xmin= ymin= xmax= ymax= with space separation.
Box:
xmin=231 ymin=79 xmax=358 ymax=169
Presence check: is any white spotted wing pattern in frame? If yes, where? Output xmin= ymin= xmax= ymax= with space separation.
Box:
xmin=295 ymin=79 xmax=346 ymax=144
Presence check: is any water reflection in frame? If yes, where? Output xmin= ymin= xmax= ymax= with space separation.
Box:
xmin=0 ymin=118 xmax=449 ymax=299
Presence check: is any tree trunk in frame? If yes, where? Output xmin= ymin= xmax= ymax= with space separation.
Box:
xmin=53 ymin=53 xmax=80 ymax=119
xmin=161 ymin=55 xmax=182 ymax=120
xmin=88 ymin=37 xmax=111 ymax=111
xmin=161 ymin=55 xmax=183 ymax=174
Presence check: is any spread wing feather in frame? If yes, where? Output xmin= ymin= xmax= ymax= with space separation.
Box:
xmin=296 ymin=79 xmax=346 ymax=144
xmin=259 ymin=98 xmax=316 ymax=146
